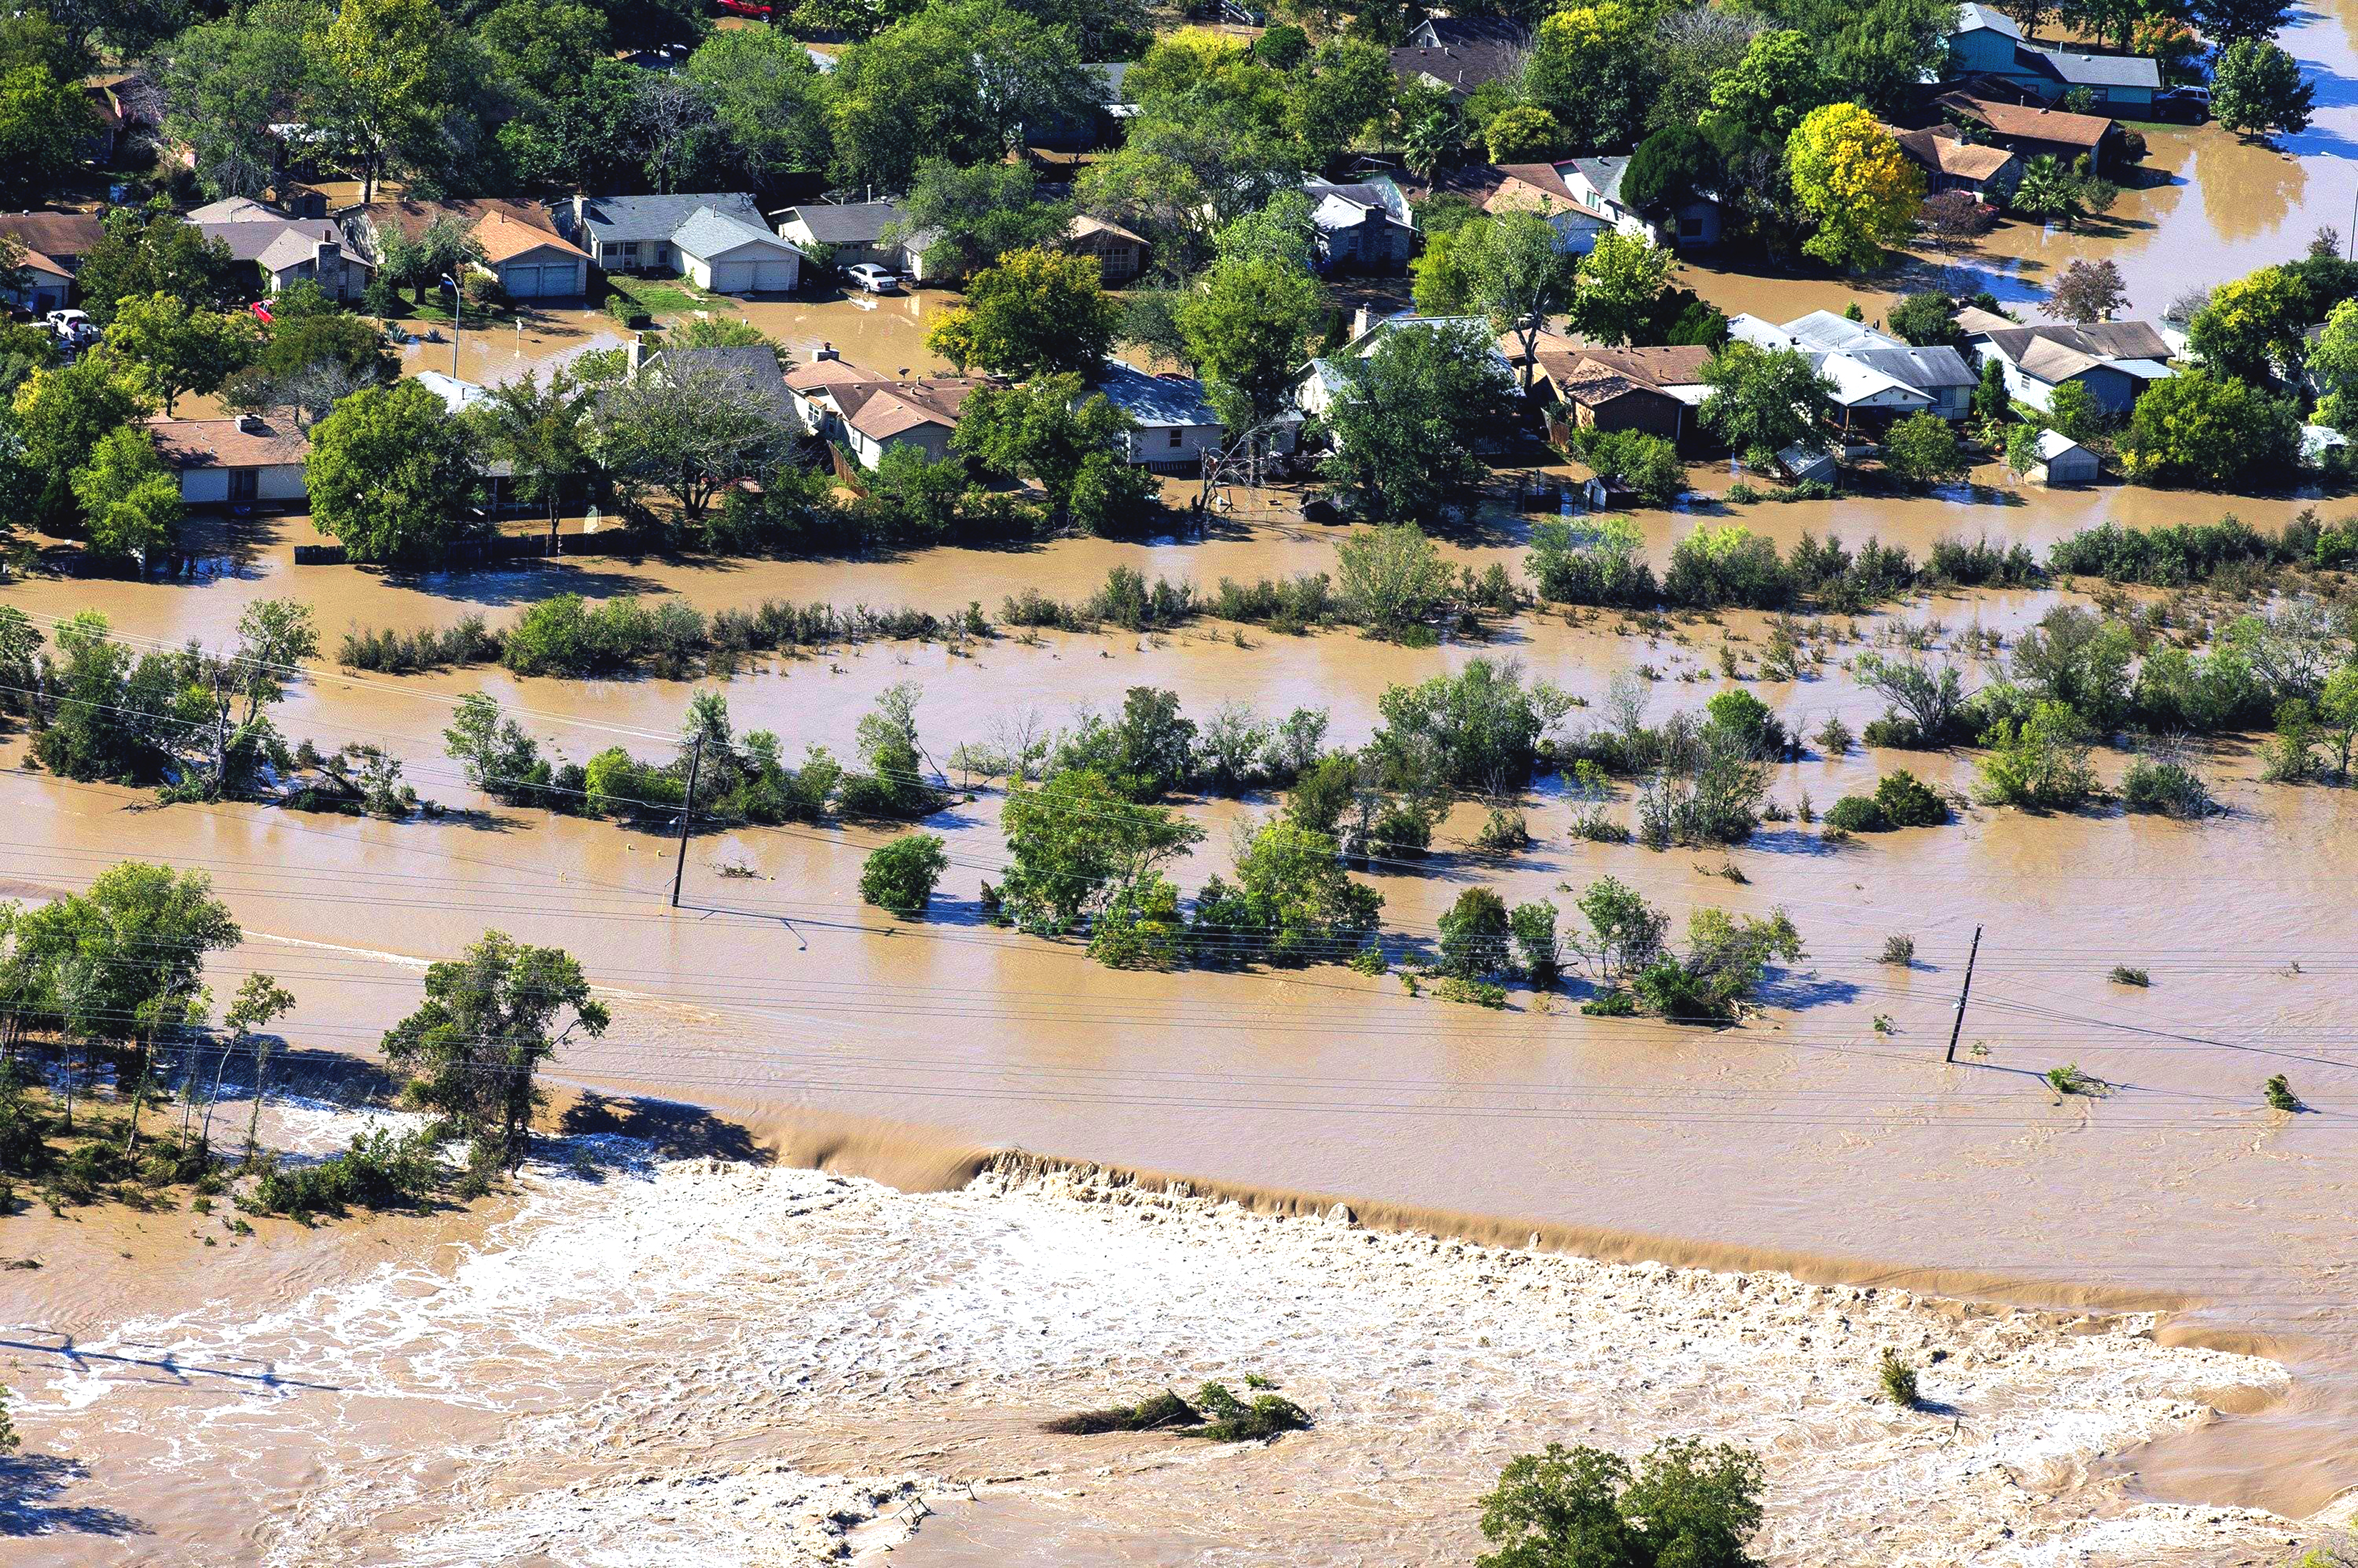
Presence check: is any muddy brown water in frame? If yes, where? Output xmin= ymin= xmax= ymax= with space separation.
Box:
xmin=6 ymin=486 xmax=2358 ymax=1547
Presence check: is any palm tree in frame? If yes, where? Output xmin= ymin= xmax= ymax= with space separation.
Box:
xmin=2010 ymin=156 xmax=2084 ymax=229
xmin=475 ymin=369 xmax=596 ymax=554
xmin=1401 ymin=108 xmax=1459 ymax=184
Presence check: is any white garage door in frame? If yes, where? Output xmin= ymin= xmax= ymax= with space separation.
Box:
xmin=504 ymin=264 xmax=544 ymax=298
xmin=708 ymin=259 xmax=757 ymax=294
xmin=752 ymin=258 xmax=796 ymax=291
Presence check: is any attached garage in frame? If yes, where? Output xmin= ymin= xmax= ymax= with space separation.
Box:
xmin=674 ymin=206 xmax=803 ymax=295
xmin=497 ymin=251 xmax=586 ymax=299
xmin=503 ymin=263 xmax=547 ymax=298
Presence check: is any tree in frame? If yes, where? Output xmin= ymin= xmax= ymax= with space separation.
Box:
xmin=2190 ymin=0 xmax=2294 ymax=48
xmin=1177 ymin=250 xmax=1328 ymax=436
xmin=928 ymin=247 xmax=1118 ymax=377
xmin=74 ymin=209 xmax=242 ymax=324
xmin=1525 ymin=1 xmax=1651 ymax=153
xmin=1476 ymin=1439 xmax=1766 ymax=1568
xmin=2212 ymin=38 xmax=2313 ymax=134
xmin=1880 ymin=411 xmax=1966 ymax=488
xmin=472 ymin=367 xmax=594 ymax=552
xmin=1703 ymin=29 xmax=1832 ymax=139
xmin=224 ymin=286 xmax=398 ymax=427
xmin=1322 ymin=323 xmax=1518 ymax=524
xmin=1337 ymin=523 xmax=1453 ymax=639
xmin=2045 ymin=379 xmax=2105 ymax=443
xmin=480 ymin=0 xmax=610 ymax=109
xmin=207 ymin=971 xmax=295 ymax=1154
xmin=953 ymin=374 xmax=1158 ymax=534
xmin=1786 ymin=103 xmax=1922 ymax=271
xmin=382 ymin=931 xmax=608 ymax=1169
xmin=592 ymin=353 xmax=790 ymax=523
xmin=2188 ymin=264 xmax=2312 ymax=385
xmin=305 ymin=379 xmax=483 ymax=564
xmin=1289 ymin=38 xmax=1397 ymax=168
xmin=1 ymin=859 xmax=239 ymax=1042
xmin=2311 ymin=297 xmax=2358 ymax=431
xmin=1976 ymin=699 xmax=2098 ymax=807
xmin=2119 ymin=369 xmax=2302 ymax=488
xmin=1416 ymin=211 xmax=1579 ymax=386
xmin=996 ymin=767 xmax=1203 ymax=935
xmin=1623 ymin=124 xmax=1717 ymax=214
xmin=1886 ymin=291 xmax=1961 ymax=347
xmin=1917 ymin=189 xmax=1995 ymax=254
xmin=1190 ymin=820 xmax=1381 ymax=967
xmin=69 ymin=425 xmax=183 ymax=565
xmin=1438 ymin=887 xmax=1512 ymax=980
xmin=159 ymin=0 xmax=324 ymax=199
xmin=1486 ymin=105 xmax=1565 ymax=164
xmin=860 ymin=834 xmax=951 ymax=916
xmin=1570 ymin=232 xmax=1676 ymax=350
xmin=2009 ymin=155 xmax=2087 ymax=229
xmin=12 ymin=358 xmax=149 ymax=527
xmin=97 ymin=293 xmax=257 ymax=416
xmin=683 ymin=22 xmax=830 ymax=183
xmin=0 ymin=56 xmax=96 ymax=204
xmin=630 ymin=71 xmax=725 ymax=195
xmin=885 ymin=159 xmax=1071 ymax=282
xmin=2047 ymin=258 xmax=2126 ymax=324
xmin=1698 ymin=342 xmax=1837 ymax=466
xmin=308 ymin=0 xmax=462 ymax=203
xmin=828 ymin=0 xmax=1093 ymax=189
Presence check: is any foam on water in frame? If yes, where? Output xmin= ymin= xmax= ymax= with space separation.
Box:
xmin=19 ymin=1124 xmax=2320 ymax=1565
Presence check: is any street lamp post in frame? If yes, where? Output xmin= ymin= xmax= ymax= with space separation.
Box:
xmin=442 ymin=272 xmax=461 ymax=380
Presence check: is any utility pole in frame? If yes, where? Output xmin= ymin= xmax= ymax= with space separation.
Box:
xmin=1944 ymin=924 xmax=1983 ymax=1064
xmin=670 ymin=735 xmax=704 ymax=909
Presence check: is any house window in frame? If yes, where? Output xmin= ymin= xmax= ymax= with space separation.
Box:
xmin=229 ymin=469 xmax=257 ymax=502
xmin=1168 ymin=426 xmax=1183 ymax=449
xmin=1678 ymin=216 xmax=1705 ymax=240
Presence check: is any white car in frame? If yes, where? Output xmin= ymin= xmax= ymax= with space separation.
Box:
xmin=46 ymin=308 xmax=95 ymax=345
xmin=844 ymin=263 xmax=900 ymax=294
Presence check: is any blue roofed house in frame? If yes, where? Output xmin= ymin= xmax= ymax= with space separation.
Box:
xmin=1972 ymin=321 xmax=2176 ymax=415
xmin=1946 ymin=3 xmax=2159 ymax=111
xmin=1088 ymin=360 xmax=1299 ymax=472
xmin=559 ymin=192 xmax=804 ymax=293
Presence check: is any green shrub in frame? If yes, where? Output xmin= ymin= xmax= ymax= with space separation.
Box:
xmin=2264 ymin=1074 xmax=2301 ymax=1112
xmin=1193 ymin=1381 xmax=1310 ymax=1442
xmin=1881 ymin=933 xmax=1916 ymax=965
xmin=2109 ymin=965 xmax=2150 ymax=987
xmin=1438 ymin=887 xmax=1513 ymax=979
xmin=247 ymin=1129 xmax=438 ymax=1217
xmin=1823 ymin=794 xmax=1885 ymax=832
xmin=2121 ymin=756 xmax=2217 ymax=819
xmin=1042 ymin=1389 xmax=1205 ymax=1434
xmin=1580 ymin=989 xmax=1638 ymax=1017
xmin=859 ymin=834 xmax=950 ymax=916
xmin=1437 ymin=977 xmax=1510 ymax=1008
xmin=1872 ymin=769 xmax=1947 ymax=827
xmin=1877 ymin=1349 xmax=1919 ymax=1407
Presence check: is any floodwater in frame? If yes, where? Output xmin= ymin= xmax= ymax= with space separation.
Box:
xmin=0 ymin=1106 xmax=2312 ymax=1565
xmin=1687 ymin=0 xmax=2358 ymax=324
xmin=6 ymin=491 xmax=2358 ymax=1558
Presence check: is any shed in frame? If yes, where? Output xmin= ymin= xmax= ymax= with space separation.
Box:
xmin=2029 ymin=428 xmax=2099 ymax=484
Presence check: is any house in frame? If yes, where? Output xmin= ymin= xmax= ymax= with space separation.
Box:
xmin=412 ymin=369 xmax=493 ymax=414
xmin=1729 ymin=311 xmax=1980 ymax=425
xmin=1954 ymin=304 xmax=2018 ymax=341
xmin=784 ymin=349 xmax=985 ymax=466
xmin=1533 ymin=343 xmax=1715 ymax=441
xmin=1088 ymin=361 xmax=1228 ymax=471
xmin=1303 ymin=179 xmax=1415 ymax=273
xmin=648 ymin=342 xmax=797 ymax=426
xmin=1944 ymin=4 xmax=2158 ymax=111
xmin=1974 ymin=321 xmax=2174 ymax=414
xmin=82 ymin=73 xmax=162 ymax=164
xmin=1563 ymin=156 xmax=1721 ymax=249
xmin=1064 ymin=214 xmax=1147 ymax=284
xmin=1482 ymin=164 xmax=1615 ymax=254
xmin=559 ymin=193 xmax=803 ymax=292
xmin=193 ymin=201 xmax=374 ymax=301
xmin=1296 ymin=309 xmax=1520 ymax=420
xmin=2029 ymin=428 xmax=2099 ymax=484
xmin=1390 ymin=16 xmax=1528 ymax=96
xmin=0 ymin=210 xmax=106 ymax=312
xmin=145 ymin=413 xmax=309 ymax=507
xmin=772 ymin=201 xmax=911 ymax=275
xmin=1932 ymin=91 xmax=2119 ymax=171
xmin=1889 ymin=124 xmax=2021 ymax=203
xmin=345 ymin=198 xmax=590 ymax=300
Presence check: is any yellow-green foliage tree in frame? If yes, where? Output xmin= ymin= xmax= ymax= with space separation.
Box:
xmin=925 ymin=247 xmax=1119 ymax=378
xmin=1784 ymin=103 xmax=1923 ymax=272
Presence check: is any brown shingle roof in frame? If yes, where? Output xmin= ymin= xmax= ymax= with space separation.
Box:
xmin=1568 ymin=345 xmax=1715 ymax=389
xmin=144 ymin=415 xmax=309 ymax=470
xmin=354 ymin=198 xmax=582 ymax=261
xmin=0 ymin=210 xmax=106 ymax=269
xmin=1933 ymin=92 xmax=2112 ymax=150
xmin=474 ymin=207 xmax=587 ymax=264
xmin=1890 ymin=125 xmax=2018 ymax=181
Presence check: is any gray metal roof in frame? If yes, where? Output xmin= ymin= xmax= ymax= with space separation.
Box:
xmin=1847 ymin=344 xmax=1979 ymax=391
xmin=1090 ymin=360 xmax=1219 ymax=428
xmin=1568 ymin=156 xmax=1630 ymax=208
xmin=671 ymin=204 xmax=799 ymax=261
xmin=574 ymin=192 xmax=766 ymax=245
xmin=661 ymin=346 xmax=795 ymax=424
